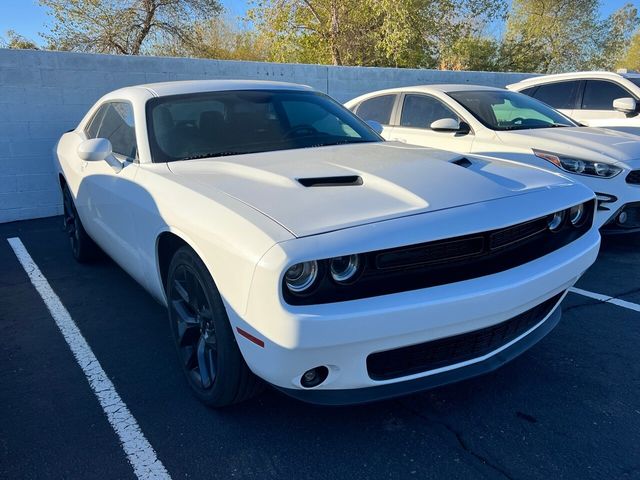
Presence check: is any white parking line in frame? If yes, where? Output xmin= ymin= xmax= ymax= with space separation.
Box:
xmin=7 ymin=237 xmax=171 ymax=480
xmin=569 ymin=287 xmax=640 ymax=313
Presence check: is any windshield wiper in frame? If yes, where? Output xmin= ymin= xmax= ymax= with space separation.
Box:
xmin=181 ymin=151 xmax=250 ymax=160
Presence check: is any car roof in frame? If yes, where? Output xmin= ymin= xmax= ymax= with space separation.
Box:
xmin=507 ymin=71 xmax=637 ymax=88
xmin=113 ymin=80 xmax=314 ymax=98
xmin=358 ymin=84 xmax=505 ymax=96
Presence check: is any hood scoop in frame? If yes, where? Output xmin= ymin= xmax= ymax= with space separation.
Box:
xmin=451 ymin=157 xmax=473 ymax=168
xmin=297 ymin=175 xmax=363 ymax=187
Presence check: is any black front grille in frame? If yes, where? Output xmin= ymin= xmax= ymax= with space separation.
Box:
xmin=367 ymin=293 xmax=564 ymax=381
xmin=284 ymin=201 xmax=595 ymax=305
xmin=626 ymin=170 xmax=640 ymax=185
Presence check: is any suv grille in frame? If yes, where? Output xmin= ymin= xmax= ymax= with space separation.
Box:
xmin=626 ymin=170 xmax=640 ymax=185
xmin=367 ymin=293 xmax=563 ymax=380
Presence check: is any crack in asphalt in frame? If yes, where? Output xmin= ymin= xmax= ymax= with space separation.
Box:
xmin=396 ymin=400 xmax=515 ymax=480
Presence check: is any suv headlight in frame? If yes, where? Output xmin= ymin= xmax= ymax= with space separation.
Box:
xmin=533 ymin=149 xmax=622 ymax=178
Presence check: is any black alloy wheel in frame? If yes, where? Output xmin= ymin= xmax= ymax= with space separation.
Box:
xmin=170 ymin=263 xmax=218 ymax=390
xmin=167 ymin=246 xmax=263 ymax=407
xmin=61 ymin=184 xmax=98 ymax=262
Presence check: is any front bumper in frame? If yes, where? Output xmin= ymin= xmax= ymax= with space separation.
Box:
xmin=586 ymin=164 xmax=640 ymax=231
xmin=276 ymin=303 xmax=562 ymax=405
xmin=230 ymin=227 xmax=600 ymax=403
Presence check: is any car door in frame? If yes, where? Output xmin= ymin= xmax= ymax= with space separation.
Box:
xmin=527 ymin=80 xmax=580 ymax=119
xmin=390 ymin=93 xmax=474 ymax=153
xmin=77 ymin=101 xmax=144 ymax=281
xmin=575 ymin=80 xmax=636 ymax=125
xmin=351 ymin=94 xmax=398 ymax=138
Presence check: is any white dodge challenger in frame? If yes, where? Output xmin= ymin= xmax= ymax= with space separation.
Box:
xmin=54 ymin=80 xmax=600 ymax=406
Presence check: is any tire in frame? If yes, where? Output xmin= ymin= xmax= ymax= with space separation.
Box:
xmin=61 ymin=184 xmax=99 ymax=263
xmin=167 ymin=246 xmax=263 ymax=407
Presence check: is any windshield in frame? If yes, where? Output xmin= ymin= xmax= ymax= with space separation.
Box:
xmin=146 ymin=89 xmax=381 ymax=162
xmin=448 ymin=90 xmax=578 ymax=131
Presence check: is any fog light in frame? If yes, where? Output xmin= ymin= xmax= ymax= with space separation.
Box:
xmin=618 ymin=211 xmax=628 ymax=224
xmin=548 ymin=211 xmax=565 ymax=231
xmin=300 ymin=366 xmax=329 ymax=388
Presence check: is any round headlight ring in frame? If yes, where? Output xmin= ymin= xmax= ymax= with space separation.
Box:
xmin=330 ymin=254 xmax=361 ymax=284
xmin=569 ymin=203 xmax=586 ymax=227
xmin=548 ymin=211 xmax=565 ymax=231
xmin=285 ymin=261 xmax=318 ymax=293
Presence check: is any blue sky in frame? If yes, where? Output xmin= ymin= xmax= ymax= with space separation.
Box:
xmin=0 ymin=0 xmax=638 ymax=46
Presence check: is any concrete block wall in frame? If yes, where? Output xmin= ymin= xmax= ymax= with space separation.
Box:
xmin=0 ymin=48 xmax=534 ymax=223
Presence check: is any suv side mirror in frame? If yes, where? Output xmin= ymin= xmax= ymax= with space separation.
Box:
xmin=613 ymin=97 xmax=637 ymax=114
xmin=77 ymin=138 xmax=113 ymax=162
xmin=365 ymin=120 xmax=384 ymax=134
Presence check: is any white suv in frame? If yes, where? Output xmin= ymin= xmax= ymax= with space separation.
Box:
xmin=507 ymin=71 xmax=640 ymax=134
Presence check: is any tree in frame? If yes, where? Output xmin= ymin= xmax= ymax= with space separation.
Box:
xmin=618 ymin=30 xmax=640 ymax=71
xmin=152 ymin=17 xmax=272 ymax=61
xmin=1 ymin=30 xmax=39 ymax=50
xmin=594 ymin=4 xmax=639 ymax=70
xmin=247 ymin=0 xmax=507 ymax=68
xmin=502 ymin=0 xmax=638 ymax=73
xmin=40 ymin=0 xmax=223 ymax=55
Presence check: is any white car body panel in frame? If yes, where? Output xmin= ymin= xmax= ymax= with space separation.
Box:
xmin=346 ymin=85 xmax=640 ymax=230
xmin=54 ymin=80 xmax=600 ymax=403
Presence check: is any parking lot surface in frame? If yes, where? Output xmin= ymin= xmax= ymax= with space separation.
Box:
xmin=1 ymin=216 xmax=639 ymax=480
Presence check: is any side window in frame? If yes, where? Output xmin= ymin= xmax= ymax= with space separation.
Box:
xmin=96 ymin=102 xmax=137 ymax=159
xmin=582 ymin=80 xmax=632 ymax=110
xmin=532 ymin=81 xmax=579 ymax=109
xmin=355 ymin=95 xmax=396 ymax=125
xmin=85 ymin=105 xmax=108 ymax=139
xmin=400 ymin=94 xmax=459 ymax=128
xmin=519 ymin=86 xmax=537 ymax=96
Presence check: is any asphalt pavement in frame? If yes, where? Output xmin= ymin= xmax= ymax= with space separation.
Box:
xmin=1 ymin=216 xmax=639 ymax=479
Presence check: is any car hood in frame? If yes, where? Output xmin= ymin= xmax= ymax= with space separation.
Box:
xmin=495 ymin=127 xmax=640 ymax=165
xmin=168 ymin=142 xmax=572 ymax=237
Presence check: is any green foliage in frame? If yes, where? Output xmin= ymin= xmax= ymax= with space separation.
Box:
xmin=1 ymin=30 xmax=39 ymax=50
xmin=152 ymin=17 xmax=271 ymax=61
xmin=618 ymin=30 xmax=640 ymax=71
xmin=502 ymin=0 xmax=639 ymax=73
xmin=8 ymin=0 xmax=635 ymax=74
xmin=247 ymin=0 xmax=507 ymax=67
xmin=40 ymin=0 xmax=223 ymax=54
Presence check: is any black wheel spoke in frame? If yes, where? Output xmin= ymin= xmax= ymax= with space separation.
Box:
xmin=196 ymin=335 xmax=213 ymax=388
xmin=170 ymin=264 xmax=218 ymax=392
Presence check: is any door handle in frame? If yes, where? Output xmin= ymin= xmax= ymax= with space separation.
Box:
xmin=391 ymin=138 xmax=407 ymax=143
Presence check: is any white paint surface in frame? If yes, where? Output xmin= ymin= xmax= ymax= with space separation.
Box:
xmin=569 ymin=287 xmax=640 ymax=313
xmin=6 ymin=236 xmax=171 ymax=480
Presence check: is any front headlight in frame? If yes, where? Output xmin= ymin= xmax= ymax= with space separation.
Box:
xmin=284 ymin=261 xmax=318 ymax=293
xmin=533 ymin=149 xmax=622 ymax=178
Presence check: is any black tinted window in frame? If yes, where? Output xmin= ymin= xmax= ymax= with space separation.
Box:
xmin=85 ymin=105 xmax=107 ymax=139
xmin=147 ymin=90 xmax=380 ymax=162
xmin=356 ymin=95 xmax=396 ymax=124
xmin=582 ymin=80 xmax=632 ymax=110
xmin=520 ymin=86 xmax=537 ymax=96
xmin=400 ymin=94 xmax=459 ymax=128
xmin=96 ymin=102 xmax=137 ymax=159
xmin=532 ymin=81 xmax=579 ymax=109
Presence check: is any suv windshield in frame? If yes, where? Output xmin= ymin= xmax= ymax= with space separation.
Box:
xmin=448 ymin=90 xmax=578 ymax=131
xmin=147 ymin=89 xmax=381 ymax=162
